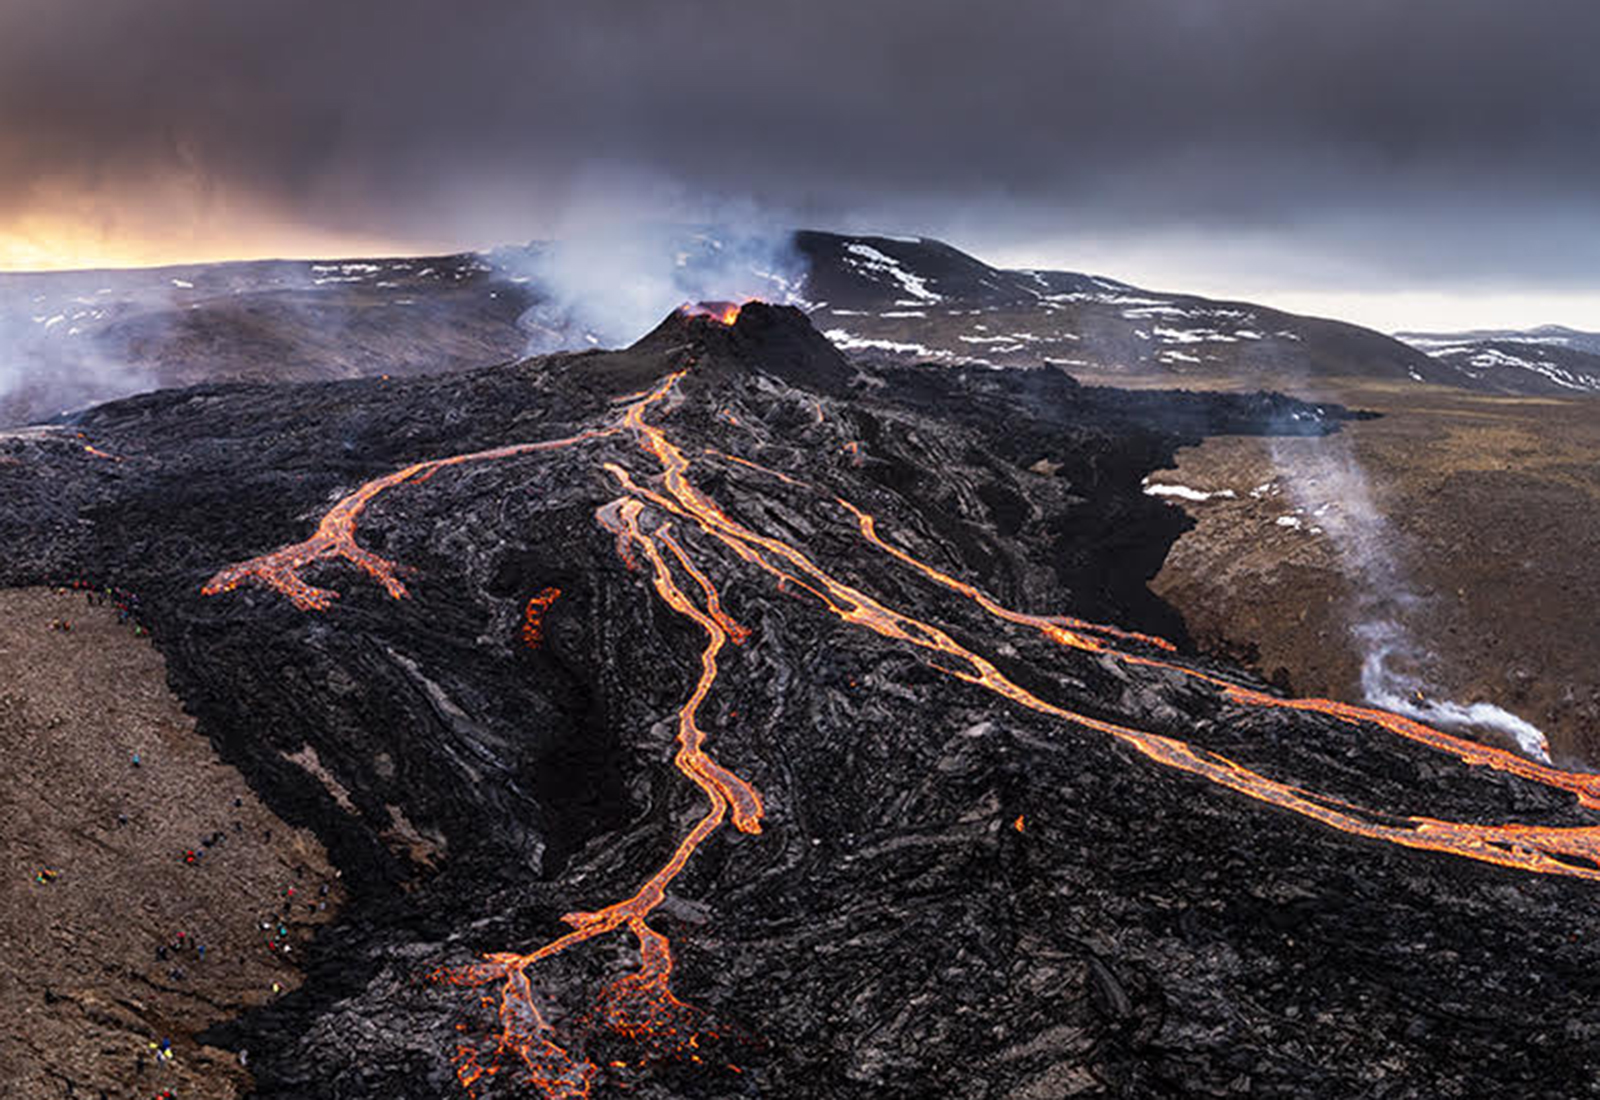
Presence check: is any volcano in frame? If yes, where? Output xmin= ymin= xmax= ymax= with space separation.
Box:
xmin=2 ymin=303 xmax=1599 ymax=1098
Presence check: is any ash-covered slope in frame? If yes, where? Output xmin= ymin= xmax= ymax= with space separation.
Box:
xmin=3 ymin=305 xmax=1600 ymax=1098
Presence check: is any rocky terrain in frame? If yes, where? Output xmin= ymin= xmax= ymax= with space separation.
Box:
xmin=0 ymin=587 xmax=342 ymax=1099
xmin=2 ymin=304 xmax=1599 ymax=1098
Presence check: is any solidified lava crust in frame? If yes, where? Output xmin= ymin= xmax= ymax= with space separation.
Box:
xmin=3 ymin=303 xmax=1599 ymax=1098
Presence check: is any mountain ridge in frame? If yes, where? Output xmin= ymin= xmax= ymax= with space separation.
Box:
xmin=2 ymin=228 xmax=1579 ymax=430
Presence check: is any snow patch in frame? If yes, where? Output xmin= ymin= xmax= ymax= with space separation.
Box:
xmin=823 ymin=328 xmax=946 ymax=357
xmin=842 ymin=243 xmax=941 ymax=302
xmin=1143 ymin=482 xmax=1236 ymax=502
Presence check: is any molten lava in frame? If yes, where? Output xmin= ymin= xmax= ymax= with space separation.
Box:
xmin=203 ymin=355 xmax=1600 ymax=1097
xmin=680 ymin=301 xmax=742 ymax=326
xmin=434 ymin=493 xmax=760 ymax=1096
xmin=521 ymin=587 xmax=562 ymax=651
xmin=202 ymin=429 xmax=616 ymax=610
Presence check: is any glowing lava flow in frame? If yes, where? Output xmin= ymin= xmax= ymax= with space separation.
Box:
xmin=202 ymin=427 xmax=619 ymax=609
xmin=606 ymin=388 xmax=1600 ymax=881
xmin=705 ymin=453 xmax=1172 ymax=651
xmin=835 ymin=500 xmax=1600 ymax=810
xmin=202 ymin=360 xmax=1600 ymax=1097
xmin=434 ymin=497 xmax=761 ymax=1095
xmin=707 ymin=446 xmax=1600 ymax=816
xmin=680 ymin=301 xmax=743 ymax=326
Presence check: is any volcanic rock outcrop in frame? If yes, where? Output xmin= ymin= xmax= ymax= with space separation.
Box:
xmin=1 ymin=303 xmax=1597 ymax=1098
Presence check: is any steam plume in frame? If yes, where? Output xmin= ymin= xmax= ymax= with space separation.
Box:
xmin=499 ymin=224 xmax=809 ymax=354
xmin=1269 ymin=432 xmax=1552 ymax=763
xmin=0 ymin=276 xmax=147 ymax=425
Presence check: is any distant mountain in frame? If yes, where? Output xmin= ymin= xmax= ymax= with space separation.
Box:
xmin=795 ymin=231 xmax=1464 ymax=389
xmin=1399 ymin=324 xmax=1600 ymax=355
xmin=1395 ymin=325 xmax=1600 ymax=395
xmin=3 ymin=230 xmax=1593 ymax=428
xmin=0 ymin=253 xmax=538 ymax=426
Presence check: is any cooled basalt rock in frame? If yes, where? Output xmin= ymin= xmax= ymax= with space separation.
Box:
xmin=0 ymin=304 xmax=1596 ymax=1098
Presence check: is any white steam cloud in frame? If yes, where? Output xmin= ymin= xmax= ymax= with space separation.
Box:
xmin=0 ymin=278 xmax=148 ymax=426
xmin=1354 ymin=619 xmax=1552 ymax=762
xmin=1270 ymin=432 xmax=1553 ymax=763
xmin=499 ymin=224 xmax=810 ymax=354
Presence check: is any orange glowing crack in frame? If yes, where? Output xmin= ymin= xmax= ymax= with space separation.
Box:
xmin=202 ymin=360 xmax=1600 ymax=1097
xmin=705 ymin=449 xmax=805 ymax=488
xmin=522 ymin=588 xmax=563 ymax=650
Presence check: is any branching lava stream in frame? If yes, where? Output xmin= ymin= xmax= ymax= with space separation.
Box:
xmin=203 ymin=350 xmax=1600 ymax=1097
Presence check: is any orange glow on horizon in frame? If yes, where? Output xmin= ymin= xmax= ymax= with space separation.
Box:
xmin=0 ymin=195 xmax=435 ymax=274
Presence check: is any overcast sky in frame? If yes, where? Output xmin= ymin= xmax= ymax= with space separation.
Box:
xmin=1 ymin=0 xmax=1595 ymax=331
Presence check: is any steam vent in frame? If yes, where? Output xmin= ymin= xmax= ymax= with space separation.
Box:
xmin=3 ymin=301 xmax=1599 ymax=1099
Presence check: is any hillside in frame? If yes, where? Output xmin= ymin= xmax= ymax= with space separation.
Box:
xmin=0 ymin=587 xmax=341 ymax=1098
xmin=797 ymin=231 xmax=1464 ymax=388
xmin=1395 ymin=326 xmax=1600 ymax=394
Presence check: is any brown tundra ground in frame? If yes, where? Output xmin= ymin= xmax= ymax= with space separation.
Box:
xmin=1068 ymin=369 xmax=1600 ymax=769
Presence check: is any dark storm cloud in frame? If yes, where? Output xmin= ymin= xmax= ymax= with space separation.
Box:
xmin=2 ymin=0 xmax=1597 ymax=284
